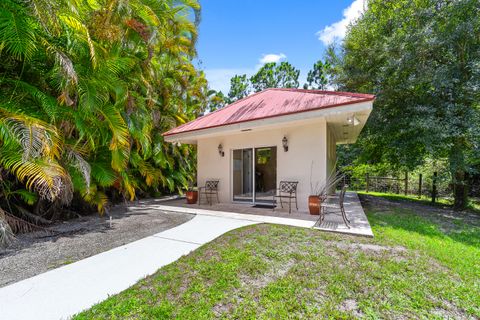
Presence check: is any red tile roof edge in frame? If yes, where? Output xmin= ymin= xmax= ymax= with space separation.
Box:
xmin=163 ymin=88 xmax=375 ymax=137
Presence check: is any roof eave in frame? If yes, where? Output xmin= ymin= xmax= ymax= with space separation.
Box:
xmin=164 ymin=100 xmax=374 ymax=144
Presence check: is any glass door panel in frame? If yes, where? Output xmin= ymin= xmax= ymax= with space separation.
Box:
xmin=233 ymin=149 xmax=253 ymax=202
xmin=254 ymin=147 xmax=277 ymax=204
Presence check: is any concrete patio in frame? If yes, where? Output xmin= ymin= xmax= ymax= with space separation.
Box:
xmin=152 ymin=192 xmax=373 ymax=237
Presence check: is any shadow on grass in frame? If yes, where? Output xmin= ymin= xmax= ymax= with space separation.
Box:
xmin=358 ymin=191 xmax=480 ymax=215
xmin=359 ymin=194 xmax=480 ymax=248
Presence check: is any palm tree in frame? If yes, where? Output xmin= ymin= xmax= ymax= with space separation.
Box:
xmin=0 ymin=0 xmax=206 ymax=238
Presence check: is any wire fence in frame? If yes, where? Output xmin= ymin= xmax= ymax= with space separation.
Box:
xmin=340 ymin=171 xmax=453 ymax=203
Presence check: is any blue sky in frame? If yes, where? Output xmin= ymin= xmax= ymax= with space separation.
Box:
xmin=195 ymin=0 xmax=365 ymax=93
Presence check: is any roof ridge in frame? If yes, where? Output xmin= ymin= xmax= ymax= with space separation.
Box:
xmin=269 ymin=87 xmax=375 ymax=99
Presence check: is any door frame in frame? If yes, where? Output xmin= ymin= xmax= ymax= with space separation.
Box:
xmin=231 ymin=146 xmax=277 ymax=205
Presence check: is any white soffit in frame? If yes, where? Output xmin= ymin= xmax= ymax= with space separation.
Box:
xmin=164 ymin=101 xmax=373 ymax=144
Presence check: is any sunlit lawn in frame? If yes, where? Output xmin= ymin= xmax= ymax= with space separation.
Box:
xmin=74 ymin=195 xmax=480 ymax=319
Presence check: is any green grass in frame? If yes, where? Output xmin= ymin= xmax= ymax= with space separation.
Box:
xmin=357 ymin=191 xmax=453 ymax=206
xmin=358 ymin=190 xmax=480 ymax=214
xmin=74 ymin=195 xmax=480 ymax=319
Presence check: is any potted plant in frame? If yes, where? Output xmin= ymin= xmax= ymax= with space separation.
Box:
xmin=309 ymin=161 xmax=343 ymax=215
xmin=185 ymin=181 xmax=198 ymax=204
xmin=309 ymin=162 xmax=322 ymax=215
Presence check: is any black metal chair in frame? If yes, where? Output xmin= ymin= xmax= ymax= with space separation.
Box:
xmin=318 ymin=184 xmax=350 ymax=228
xmin=273 ymin=181 xmax=299 ymax=214
xmin=198 ymin=180 xmax=219 ymax=205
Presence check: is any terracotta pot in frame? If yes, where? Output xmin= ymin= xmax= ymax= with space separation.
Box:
xmin=308 ymin=195 xmax=321 ymax=215
xmin=186 ymin=190 xmax=198 ymax=204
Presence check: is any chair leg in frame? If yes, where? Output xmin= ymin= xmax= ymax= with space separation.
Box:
xmin=216 ymin=191 xmax=219 ymax=204
xmin=198 ymin=192 xmax=201 ymax=206
xmin=295 ymin=196 xmax=298 ymax=210
xmin=341 ymin=206 xmax=350 ymax=228
xmin=341 ymin=204 xmax=350 ymax=223
xmin=289 ymin=197 xmax=292 ymax=214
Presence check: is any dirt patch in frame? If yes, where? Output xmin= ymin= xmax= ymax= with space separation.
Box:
xmin=332 ymin=242 xmax=407 ymax=253
xmin=339 ymin=299 xmax=364 ymax=317
xmin=431 ymin=299 xmax=473 ymax=320
xmin=0 ymin=200 xmax=193 ymax=287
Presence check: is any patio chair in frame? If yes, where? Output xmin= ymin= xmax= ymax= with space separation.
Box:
xmin=318 ymin=184 xmax=350 ymax=228
xmin=273 ymin=181 xmax=298 ymax=214
xmin=198 ymin=180 xmax=220 ymax=205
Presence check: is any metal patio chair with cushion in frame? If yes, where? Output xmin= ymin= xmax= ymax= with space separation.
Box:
xmin=318 ymin=184 xmax=350 ymax=228
xmin=273 ymin=181 xmax=299 ymax=214
xmin=198 ymin=180 xmax=220 ymax=205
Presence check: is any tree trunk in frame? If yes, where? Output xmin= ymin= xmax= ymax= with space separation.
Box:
xmin=453 ymin=170 xmax=468 ymax=210
xmin=450 ymin=140 xmax=468 ymax=210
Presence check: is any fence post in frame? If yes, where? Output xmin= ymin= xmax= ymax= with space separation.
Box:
xmin=418 ymin=174 xmax=422 ymax=198
xmin=404 ymin=172 xmax=408 ymax=195
xmin=432 ymin=172 xmax=437 ymax=203
xmin=366 ymin=173 xmax=369 ymax=193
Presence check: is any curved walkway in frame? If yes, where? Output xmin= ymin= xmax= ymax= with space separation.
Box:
xmin=0 ymin=215 xmax=257 ymax=320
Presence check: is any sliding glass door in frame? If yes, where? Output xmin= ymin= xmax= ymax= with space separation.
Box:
xmin=232 ymin=147 xmax=277 ymax=204
xmin=254 ymin=147 xmax=277 ymax=204
xmin=232 ymin=149 xmax=253 ymax=202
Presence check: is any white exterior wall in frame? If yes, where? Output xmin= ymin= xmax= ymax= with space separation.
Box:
xmin=326 ymin=125 xmax=337 ymax=179
xmin=197 ymin=120 xmax=329 ymax=211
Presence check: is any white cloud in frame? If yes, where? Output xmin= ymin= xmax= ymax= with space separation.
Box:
xmin=316 ymin=0 xmax=366 ymax=45
xmin=259 ymin=53 xmax=287 ymax=64
xmin=203 ymin=68 xmax=254 ymax=93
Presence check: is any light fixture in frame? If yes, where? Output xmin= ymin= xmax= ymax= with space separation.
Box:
xmin=282 ymin=136 xmax=289 ymax=152
xmin=347 ymin=115 xmax=360 ymax=126
xmin=218 ymin=144 xmax=224 ymax=157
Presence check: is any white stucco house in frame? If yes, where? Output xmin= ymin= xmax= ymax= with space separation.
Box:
xmin=163 ymin=88 xmax=374 ymax=211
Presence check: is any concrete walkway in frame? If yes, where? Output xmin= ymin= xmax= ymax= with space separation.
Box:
xmin=0 ymin=215 xmax=257 ymax=320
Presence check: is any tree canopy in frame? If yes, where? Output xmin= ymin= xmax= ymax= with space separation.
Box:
xmin=228 ymin=74 xmax=250 ymax=103
xmin=333 ymin=0 xmax=480 ymax=209
xmin=304 ymin=60 xmax=331 ymax=90
xmin=250 ymin=62 xmax=300 ymax=92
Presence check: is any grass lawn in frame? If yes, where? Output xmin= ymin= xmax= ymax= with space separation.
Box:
xmin=357 ymin=190 xmax=480 ymax=213
xmin=74 ymin=195 xmax=480 ymax=319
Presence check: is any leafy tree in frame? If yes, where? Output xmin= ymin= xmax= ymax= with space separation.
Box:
xmin=227 ymin=74 xmax=250 ymax=102
xmin=0 ymin=0 xmax=206 ymax=232
xmin=207 ymin=90 xmax=226 ymax=111
xmin=250 ymin=62 xmax=300 ymax=92
xmin=304 ymin=60 xmax=331 ymax=90
xmin=334 ymin=0 xmax=480 ymax=209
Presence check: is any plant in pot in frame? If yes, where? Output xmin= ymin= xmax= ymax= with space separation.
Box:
xmin=309 ymin=162 xmax=322 ymax=215
xmin=309 ymin=161 xmax=343 ymax=215
xmin=185 ymin=181 xmax=198 ymax=204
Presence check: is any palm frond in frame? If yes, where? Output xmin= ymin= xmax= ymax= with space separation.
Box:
xmin=1 ymin=109 xmax=61 ymax=160
xmin=0 ymin=0 xmax=38 ymax=61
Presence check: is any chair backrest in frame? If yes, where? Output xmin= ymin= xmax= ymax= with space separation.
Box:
xmin=205 ymin=180 xmax=219 ymax=190
xmin=279 ymin=181 xmax=298 ymax=194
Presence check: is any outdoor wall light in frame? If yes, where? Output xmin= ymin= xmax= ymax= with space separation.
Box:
xmin=282 ymin=136 xmax=289 ymax=152
xmin=347 ymin=115 xmax=360 ymax=126
xmin=218 ymin=144 xmax=224 ymax=157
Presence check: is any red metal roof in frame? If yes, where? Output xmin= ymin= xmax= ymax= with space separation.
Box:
xmin=163 ymin=88 xmax=375 ymax=137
